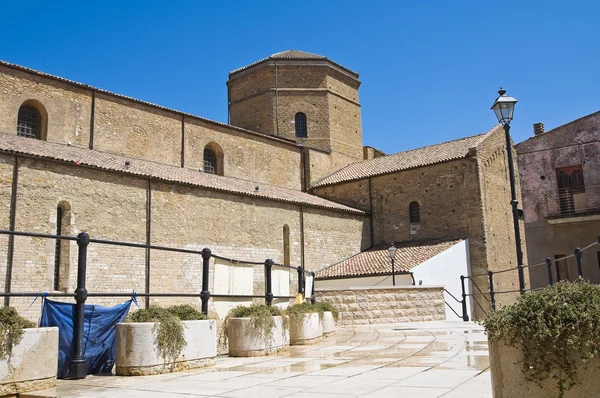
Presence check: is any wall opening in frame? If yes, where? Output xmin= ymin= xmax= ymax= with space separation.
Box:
xmin=203 ymin=142 xmax=224 ymax=176
xmin=54 ymin=201 xmax=71 ymax=291
xmin=295 ymin=113 xmax=307 ymax=138
xmin=17 ymin=100 xmax=48 ymax=140
xmin=283 ymin=224 xmax=290 ymax=266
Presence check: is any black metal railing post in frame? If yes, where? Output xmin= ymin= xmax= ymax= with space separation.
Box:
xmin=574 ymin=247 xmax=584 ymax=278
xmin=488 ymin=271 xmax=496 ymax=312
xmin=265 ymin=259 xmax=274 ymax=306
xmin=297 ymin=266 xmax=304 ymax=298
xmin=70 ymin=232 xmax=89 ymax=380
xmin=460 ymin=275 xmax=469 ymax=322
xmin=546 ymin=257 xmax=554 ymax=286
xmin=310 ymin=271 xmax=316 ymax=304
xmin=200 ymin=248 xmax=211 ymax=316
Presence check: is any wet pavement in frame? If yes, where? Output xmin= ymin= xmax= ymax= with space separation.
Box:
xmin=28 ymin=321 xmax=491 ymax=397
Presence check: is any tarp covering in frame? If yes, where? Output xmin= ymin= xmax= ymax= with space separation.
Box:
xmin=40 ymin=299 xmax=132 ymax=379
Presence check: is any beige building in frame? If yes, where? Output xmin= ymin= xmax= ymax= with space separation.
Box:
xmin=517 ymin=117 xmax=600 ymax=289
xmin=0 ymin=50 xmax=520 ymax=320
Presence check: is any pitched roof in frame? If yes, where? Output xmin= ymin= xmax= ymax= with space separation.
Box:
xmin=0 ymin=60 xmax=296 ymax=147
xmin=0 ymin=133 xmax=365 ymax=215
xmin=229 ymin=50 xmax=359 ymax=77
xmin=311 ymin=127 xmax=501 ymax=188
xmin=315 ymin=239 xmax=464 ymax=280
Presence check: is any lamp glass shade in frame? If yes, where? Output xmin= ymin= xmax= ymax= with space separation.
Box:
xmin=387 ymin=245 xmax=397 ymax=260
xmin=491 ymin=91 xmax=517 ymax=124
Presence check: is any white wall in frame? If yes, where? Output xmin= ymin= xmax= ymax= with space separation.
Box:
xmin=314 ymin=240 xmax=473 ymax=321
xmin=315 ymin=274 xmax=413 ymax=290
xmin=411 ymin=240 xmax=472 ymax=320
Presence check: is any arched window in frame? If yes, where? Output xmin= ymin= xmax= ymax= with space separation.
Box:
xmin=54 ymin=202 xmax=71 ymax=291
xmin=283 ymin=224 xmax=290 ymax=266
xmin=204 ymin=148 xmax=216 ymax=174
xmin=17 ymin=104 xmax=41 ymax=139
xmin=203 ymin=142 xmax=224 ymax=176
xmin=295 ymin=112 xmax=307 ymax=138
xmin=409 ymin=201 xmax=420 ymax=224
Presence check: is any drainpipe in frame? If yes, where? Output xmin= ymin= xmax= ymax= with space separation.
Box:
xmin=4 ymin=156 xmax=19 ymax=306
xmin=368 ymin=177 xmax=374 ymax=246
xmin=88 ymin=90 xmax=95 ymax=150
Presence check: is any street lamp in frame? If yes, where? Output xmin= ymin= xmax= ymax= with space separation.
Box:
xmin=388 ymin=244 xmax=397 ymax=286
xmin=491 ymin=88 xmax=525 ymax=294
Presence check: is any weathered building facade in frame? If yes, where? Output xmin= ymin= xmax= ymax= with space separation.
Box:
xmin=0 ymin=50 xmax=522 ymax=320
xmin=517 ymin=116 xmax=600 ymax=289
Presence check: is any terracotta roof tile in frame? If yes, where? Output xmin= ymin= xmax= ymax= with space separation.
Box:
xmin=315 ymin=239 xmax=464 ymax=279
xmin=229 ymin=50 xmax=359 ymax=77
xmin=312 ymin=127 xmax=502 ymax=188
xmin=0 ymin=133 xmax=365 ymax=215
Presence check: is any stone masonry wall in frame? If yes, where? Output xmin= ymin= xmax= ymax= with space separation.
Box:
xmin=475 ymin=127 xmax=525 ymax=309
xmin=0 ymin=65 xmax=304 ymax=191
xmin=315 ymin=286 xmax=445 ymax=325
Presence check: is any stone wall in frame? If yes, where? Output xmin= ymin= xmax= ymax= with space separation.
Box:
xmin=315 ymin=286 xmax=445 ymax=325
xmin=0 ymin=153 xmax=368 ymax=320
xmin=0 ymin=64 xmax=303 ymax=190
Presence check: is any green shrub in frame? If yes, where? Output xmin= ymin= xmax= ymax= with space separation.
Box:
xmin=0 ymin=307 xmax=35 ymax=361
xmin=482 ymin=279 xmax=600 ymax=397
xmin=127 ymin=304 xmax=206 ymax=366
xmin=312 ymin=302 xmax=339 ymax=321
xmin=222 ymin=304 xmax=288 ymax=345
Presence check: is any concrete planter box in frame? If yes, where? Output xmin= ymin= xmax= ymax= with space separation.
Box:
xmin=116 ymin=320 xmax=216 ymax=376
xmin=489 ymin=340 xmax=600 ymax=398
xmin=321 ymin=311 xmax=335 ymax=335
xmin=0 ymin=327 xmax=58 ymax=396
xmin=290 ymin=312 xmax=323 ymax=345
xmin=227 ymin=316 xmax=289 ymax=357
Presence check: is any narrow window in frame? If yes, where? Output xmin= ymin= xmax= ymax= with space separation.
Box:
xmin=409 ymin=201 xmax=420 ymax=224
xmin=295 ymin=112 xmax=307 ymax=138
xmin=283 ymin=224 xmax=290 ymax=266
xmin=53 ymin=206 xmax=63 ymax=291
xmin=54 ymin=202 xmax=71 ymax=291
xmin=204 ymin=148 xmax=216 ymax=174
xmin=17 ymin=104 xmax=41 ymax=139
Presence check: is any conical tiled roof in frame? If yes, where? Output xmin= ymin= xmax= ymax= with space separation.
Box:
xmin=229 ymin=50 xmax=358 ymax=77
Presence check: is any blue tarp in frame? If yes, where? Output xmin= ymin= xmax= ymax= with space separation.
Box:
xmin=40 ymin=299 xmax=133 ymax=379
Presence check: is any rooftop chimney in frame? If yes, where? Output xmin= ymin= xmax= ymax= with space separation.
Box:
xmin=533 ymin=122 xmax=545 ymax=136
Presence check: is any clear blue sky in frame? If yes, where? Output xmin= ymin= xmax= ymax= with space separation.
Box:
xmin=1 ymin=1 xmax=598 ymax=154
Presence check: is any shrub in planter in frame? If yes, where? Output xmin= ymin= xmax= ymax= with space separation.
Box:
xmin=116 ymin=305 xmax=214 ymax=375
xmin=313 ymin=302 xmax=338 ymax=335
xmin=0 ymin=307 xmax=58 ymax=396
xmin=483 ymin=279 xmax=600 ymax=398
xmin=224 ymin=304 xmax=289 ymax=357
xmin=286 ymin=303 xmax=324 ymax=345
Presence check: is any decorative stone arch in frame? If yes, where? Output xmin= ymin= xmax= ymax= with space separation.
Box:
xmin=203 ymin=142 xmax=224 ymax=176
xmin=17 ymin=99 xmax=48 ymax=140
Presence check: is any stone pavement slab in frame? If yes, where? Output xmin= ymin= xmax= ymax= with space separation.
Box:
xmin=25 ymin=320 xmax=491 ymax=398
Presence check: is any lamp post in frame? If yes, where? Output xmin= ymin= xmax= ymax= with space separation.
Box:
xmin=388 ymin=244 xmax=397 ymax=286
xmin=491 ymin=88 xmax=525 ymax=295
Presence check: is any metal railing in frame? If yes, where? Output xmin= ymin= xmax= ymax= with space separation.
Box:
xmin=0 ymin=229 xmax=316 ymax=379
xmin=545 ymin=188 xmax=600 ymax=219
xmin=459 ymin=234 xmax=600 ymax=321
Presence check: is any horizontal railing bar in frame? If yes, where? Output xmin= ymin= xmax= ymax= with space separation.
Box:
xmin=0 ymin=292 xmax=74 ymax=297
xmin=0 ymin=292 xmax=295 ymax=300
xmin=0 ymin=229 xmax=77 ymax=241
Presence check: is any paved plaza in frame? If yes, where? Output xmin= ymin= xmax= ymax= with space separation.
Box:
xmin=28 ymin=321 xmax=491 ymax=398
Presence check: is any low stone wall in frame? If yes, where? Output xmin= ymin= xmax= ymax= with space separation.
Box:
xmin=315 ymin=286 xmax=445 ymax=325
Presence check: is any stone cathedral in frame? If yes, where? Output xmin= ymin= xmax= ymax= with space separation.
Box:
xmin=0 ymin=50 xmax=522 ymax=319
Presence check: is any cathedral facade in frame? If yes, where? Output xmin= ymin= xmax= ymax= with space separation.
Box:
xmin=0 ymin=50 xmax=521 ymax=319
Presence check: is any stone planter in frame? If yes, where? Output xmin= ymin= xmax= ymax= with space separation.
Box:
xmin=290 ymin=312 xmax=323 ymax=345
xmin=227 ymin=316 xmax=289 ymax=357
xmin=116 ymin=320 xmax=217 ymax=376
xmin=321 ymin=311 xmax=335 ymax=335
xmin=489 ymin=340 xmax=600 ymax=398
xmin=0 ymin=327 xmax=58 ymax=396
